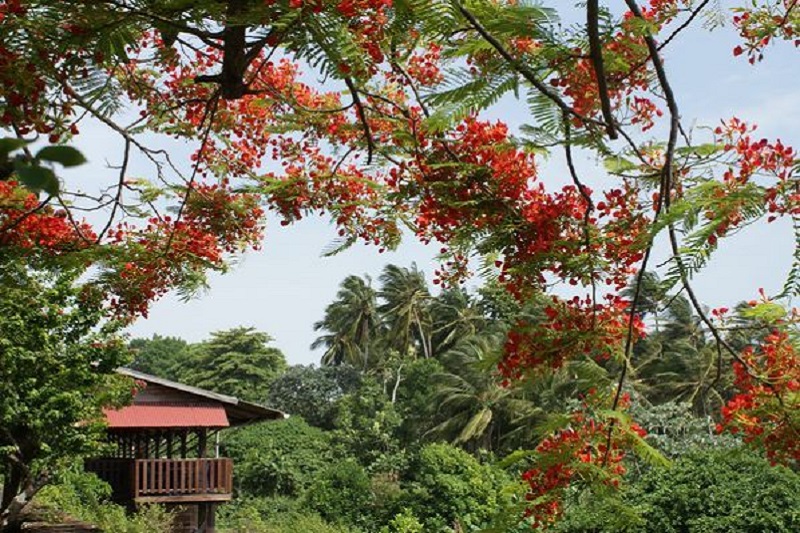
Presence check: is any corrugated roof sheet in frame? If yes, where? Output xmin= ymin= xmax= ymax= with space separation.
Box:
xmin=104 ymin=404 xmax=230 ymax=428
xmin=116 ymin=368 xmax=287 ymax=425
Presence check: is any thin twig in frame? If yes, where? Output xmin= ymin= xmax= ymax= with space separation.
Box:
xmin=96 ymin=138 xmax=131 ymax=243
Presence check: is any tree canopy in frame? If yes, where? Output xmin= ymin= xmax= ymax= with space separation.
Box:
xmin=1 ymin=0 xmax=798 ymax=529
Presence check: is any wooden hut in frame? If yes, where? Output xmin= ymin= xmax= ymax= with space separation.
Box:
xmin=85 ymin=368 xmax=285 ymax=533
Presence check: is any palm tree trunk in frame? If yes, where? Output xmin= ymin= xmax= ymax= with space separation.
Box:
xmin=413 ymin=309 xmax=431 ymax=359
xmin=391 ymin=364 xmax=404 ymax=404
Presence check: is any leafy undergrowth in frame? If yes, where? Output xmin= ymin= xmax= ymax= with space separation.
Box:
xmin=34 ymin=467 xmax=173 ymax=533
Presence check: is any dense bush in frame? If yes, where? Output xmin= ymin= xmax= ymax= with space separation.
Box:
xmin=331 ymin=380 xmax=403 ymax=469
xmin=380 ymin=508 xmax=425 ymax=533
xmin=303 ymin=459 xmax=374 ymax=530
xmin=266 ymin=365 xmax=362 ymax=429
xmin=217 ymin=496 xmax=352 ymax=533
xmin=631 ymin=401 xmax=738 ymax=459
xmin=222 ymin=416 xmax=333 ymax=497
xmin=556 ymin=448 xmax=800 ymax=532
xmin=399 ymin=443 xmax=508 ymax=532
xmin=35 ymin=468 xmax=173 ymax=533
xmin=634 ymin=449 xmax=800 ymax=532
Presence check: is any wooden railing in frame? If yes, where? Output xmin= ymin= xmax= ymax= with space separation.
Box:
xmin=133 ymin=458 xmax=232 ymax=498
xmin=86 ymin=458 xmax=232 ymax=501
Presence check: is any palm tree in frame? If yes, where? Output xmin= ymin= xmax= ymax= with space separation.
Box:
xmin=428 ymin=334 xmax=542 ymax=452
xmin=429 ymin=287 xmax=486 ymax=356
xmin=633 ymin=295 xmax=708 ymax=405
xmin=312 ymin=275 xmax=381 ymax=369
xmin=378 ymin=263 xmax=433 ymax=359
xmin=622 ymin=271 xmax=665 ymax=332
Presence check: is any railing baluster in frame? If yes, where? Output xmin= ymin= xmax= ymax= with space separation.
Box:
xmin=196 ymin=459 xmax=201 ymax=493
xmin=87 ymin=457 xmax=234 ymax=500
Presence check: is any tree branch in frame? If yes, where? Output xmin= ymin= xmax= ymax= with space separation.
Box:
xmin=587 ymin=0 xmax=618 ymax=139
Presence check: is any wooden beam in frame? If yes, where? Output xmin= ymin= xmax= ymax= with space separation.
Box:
xmin=134 ymin=494 xmax=231 ymax=504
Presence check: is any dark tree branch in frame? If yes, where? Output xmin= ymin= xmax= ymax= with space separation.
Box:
xmin=344 ymin=77 xmax=375 ymax=165
xmin=95 ymin=138 xmax=131 ymax=243
xmin=604 ymin=0 xmax=685 ymax=464
xmin=455 ymin=2 xmax=605 ymax=130
xmin=563 ymin=113 xmax=597 ymax=325
xmin=587 ymin=0 xmax=618 ymax=139
xmin=162 ymin=94 xmax=221 ymax=254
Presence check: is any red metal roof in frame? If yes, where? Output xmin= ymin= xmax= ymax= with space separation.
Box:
xmin=104 ymin=404 xmax=230 ymax=429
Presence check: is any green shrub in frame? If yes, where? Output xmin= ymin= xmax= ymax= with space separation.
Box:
xmin=553 ymin=488 xmax=646 ymax=533
xmin=400 ymin=443 xmax=508 ymax=532
xmin=217 ymin=496 xmax=352 ymax=533
xmin=222 ymin=416 xmax=333 ymax=497
xmin=303 ymin=459 xmax=373 ymax=530
xmin=631 ymin=402 xmax=738 ymax=460
xmin=35 ymin=468 xmax=173 ymax=533
xmin=266 ymin=365 xmax=362 ymax=430
xmin=380 ymin=508 xmax=424 ymax=533
xmin=634 ymin=448 xmax=800 ymax=532
xmin=331 ymin=380 xmax=403 ymax=469
xmin=556 ymin=448 xmax=800 ymax=532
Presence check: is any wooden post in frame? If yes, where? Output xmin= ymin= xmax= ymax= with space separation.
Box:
xmin=180 ymin=431 xmax=188 ymax=458
xmin=166 ymin=433 xmax=174 ymax=459
xmin=197 ymin=429 xmax=208 ymax=458
xmin=198 ymin=503 xmax=216 ymax=533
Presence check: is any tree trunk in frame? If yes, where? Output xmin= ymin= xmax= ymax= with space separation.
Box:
xmin=1 ymin=471 xmax=42 ymax=533
xmin=413 ymin=310 xmax=430 ymax=359
xmin=391 ymin=364 xmax=404 ymax=404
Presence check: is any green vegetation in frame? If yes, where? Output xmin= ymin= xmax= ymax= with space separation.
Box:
xmin=555 ymin=450 xmax=800 ymax=532
xmin=12 ymin=265 xmax=799 ymax=532
xmin=0 ymin=261 xmax=131 ymax=526
xmin=36 ymin=468 xmax=174 ymax=533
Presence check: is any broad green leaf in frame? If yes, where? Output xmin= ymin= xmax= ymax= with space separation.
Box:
xmin=603 ymin=156 xmax=638 ymax=174
xmin=740 ymin=302 xmax=786 ymax=322
xmin=675 ymin=143 xmax=721 ymax=158
xmin=15 ymin=163 xmax=59 ymax=195
xmin=36 ymin=145 xmax=87 ymax=167
xmin=0 ymin=138 xmax=27 ymax=158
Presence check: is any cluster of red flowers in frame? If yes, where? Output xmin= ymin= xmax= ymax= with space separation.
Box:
xmin=0 ymin=1 xmax=95 ymax=140
xmin=0 ymin=177 xmax=264 ymax=321
xmin=183 ymin=181 xmax=265 ymax=253
xmin=405 ymin=44 xmax=444 ymax=87
xmin=283 ymin=0 xmax=392 ymax=71
xmin=732 ymin=2 xmax=799 ymax=63
xmin=548 ymin=8 xmax=665 ymax=131
xmin=722 ymin=118 xmax=797 ymax=217
xmin=718 ymin=325 xmax=800 ymax=466
xmin=410 ymin=118 xmax=542 ymax=241
xmin=0 ymin=181 xmax=95 ymax=251
xmin=522 ymin=391 xmax=646 ymax=528
xmin=104 ymin=182 xmax=265 ymax=318
xmin=263 ymin=142 xmax=397 ymax=247
xmin=717 ymin=118 xmax=796 ymax=183
xmin=701 ymin=119 xmax=798 ymax=242
xmin=123 ymin=33 xmax=348 ymax=178
xmin=499 ymin=295 xmax=644 ymax=382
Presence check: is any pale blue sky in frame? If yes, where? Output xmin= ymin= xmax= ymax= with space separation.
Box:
xmin=62 ymin=7 xmax=798 ymax=365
